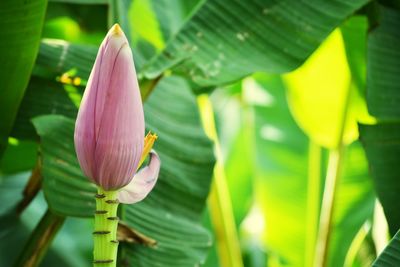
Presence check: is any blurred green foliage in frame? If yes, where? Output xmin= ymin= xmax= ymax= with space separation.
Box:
xmin=1 ymin=0 xmax=400 ymax=267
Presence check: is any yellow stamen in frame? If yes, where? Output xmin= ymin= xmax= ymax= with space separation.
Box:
xmin=73 ymin=77 xmax=81 ymax=86
xmin=137 ymin=132 xmax=158 ymax=169
xmin=60 ymin=73 xmax=71 ymax=84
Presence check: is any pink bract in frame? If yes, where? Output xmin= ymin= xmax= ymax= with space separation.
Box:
xmin=74 ymin=24 xmax=144 ymax=190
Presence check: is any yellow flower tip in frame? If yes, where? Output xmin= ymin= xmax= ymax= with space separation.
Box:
xmin=111 ymin=23 xmax=123 ymax=35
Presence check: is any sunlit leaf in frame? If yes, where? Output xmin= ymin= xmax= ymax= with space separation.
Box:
xmin=129 ymin=0 xmax=164 ymax=50
xmin=284 ymin=29 xmax=356 ymax=149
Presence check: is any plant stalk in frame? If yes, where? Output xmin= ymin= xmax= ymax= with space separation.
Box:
xmin=313 ymin=146 xmax=345 ymax=267
xmin=305 ymin=142 xmax=322 ymax=267
xmin=17 ymin=161 xmax=42 ymax=214
xmin=197 ymin=95 xmax=244 ymax=267
xmin=93 ymin=187 xmax=120 ymax=267
xmin=313 ymin=55 xmax=354 ymax=266
xmin=13 ymin=209 xmax=65 ymax=267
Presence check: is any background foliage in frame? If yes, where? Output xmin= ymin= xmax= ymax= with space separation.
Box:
xmin=0 ymin=0 xmax=399 ymax=266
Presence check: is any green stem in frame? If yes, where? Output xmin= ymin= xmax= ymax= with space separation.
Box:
xmin=313 ymin=147 xmax=345 ymax=267
xmin=313 ymin=73 xmax=354 ymax=267
xmin=343 ymin=222 xmax=370 ymax=267
xmin=93 ymin=187 xmax=120 ymax=267
xmin=305 ymin=142 xmax=322 ymax=267
xmin=13 ymin=209 xmax=65 ymax=267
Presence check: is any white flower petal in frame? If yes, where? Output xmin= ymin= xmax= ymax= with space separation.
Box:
xmin=118 ymin=150 xmax=160 ymax=204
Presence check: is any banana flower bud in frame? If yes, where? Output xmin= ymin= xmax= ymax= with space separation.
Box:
xmin=74 ymin=24 xmax=160 ymax=196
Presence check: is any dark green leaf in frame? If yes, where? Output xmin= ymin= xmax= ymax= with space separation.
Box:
xmin=359 ymin=123 xmax=400 ymax=235
xmin=0 ymin=0 xmax=47 ymax=155
xmin=367 ymin=5 xmax=400 ymax=120
xmin=372 ymin=229 xmax=400 ymax=266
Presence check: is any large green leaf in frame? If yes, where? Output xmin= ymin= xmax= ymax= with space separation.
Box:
xmin=0 ymin=0 xmax=47 ymax=155
xmin=151 ymin=0 xmax=188 ymax=43
xmin=143 ymin=0 xmax=369 ymax=88
xmin=149 ymin=0 xmax=202 ymax=43
xmin=34 ymin=40 xmax=97 ymax=80
xmin=283 ymin=29 xmax=356 ymax=148
xmin=32 ymin=76 xmax=215 ymax=266
xmin=359 ymin=123 xmax=400 ymax=235
xmin=358 ymin=5 xmax=400 ymax=236
xmin=366 ymin=5 xmax=400 ymax=120
xmin=372 ymin=229 xmax=400 ymax=266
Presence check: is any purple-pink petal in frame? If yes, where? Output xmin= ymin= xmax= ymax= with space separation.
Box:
xmin=74 ymin=24 xmax=144 ymax=190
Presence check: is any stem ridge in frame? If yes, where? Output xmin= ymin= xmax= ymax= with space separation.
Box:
xmin=95 ymin=210 xmax=108 ymax=214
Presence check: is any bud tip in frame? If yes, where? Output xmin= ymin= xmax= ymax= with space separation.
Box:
xmin=111 ymin=23 xmax=123 ymax=35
